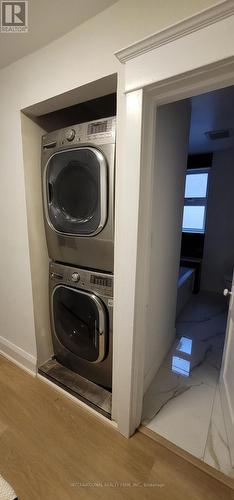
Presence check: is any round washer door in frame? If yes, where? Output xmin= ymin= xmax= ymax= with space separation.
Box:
xmin=45 ymin=147 xmax=107 ymax=236
xmin=52 ymin=285 xmax=107 ymax=363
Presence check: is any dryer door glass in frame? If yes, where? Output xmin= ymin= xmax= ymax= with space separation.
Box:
xmin=52 ymin=285 xmax=107 ymax=363
xmin=46 ymin=147 xmax=107 ymax=235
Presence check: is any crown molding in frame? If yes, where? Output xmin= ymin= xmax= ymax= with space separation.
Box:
xmin=115 ymin=1 xmax=234 ymax=63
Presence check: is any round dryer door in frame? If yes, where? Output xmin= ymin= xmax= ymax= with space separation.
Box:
xmin=45 ymin=147 xmax=107 ymax=236
xmin=52 ymin=285 xmax=107 ymax=363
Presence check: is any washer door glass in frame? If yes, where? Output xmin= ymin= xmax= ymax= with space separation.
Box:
xmin=46 ymin=147 xmax=107 ymax=235
xmin=52 ymin=285 xmax=107 ymax=363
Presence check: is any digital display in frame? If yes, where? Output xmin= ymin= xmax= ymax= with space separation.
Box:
xmin=90 ymin=275 xmax=112 ymax=287
xmin=88 ymin=121 xmax=108 ymax=135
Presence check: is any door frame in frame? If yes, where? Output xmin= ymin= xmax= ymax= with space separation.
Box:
xmin=113 ymin=6 xmax=234 ymax=437
xmin=220 ymin=275 xmax=234 ymax=465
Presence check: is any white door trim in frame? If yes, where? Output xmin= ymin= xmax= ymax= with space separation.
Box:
xmin=113 ymin=9 xmax=234 ymax=437
xmin=112 ymin=89 xmax=144 ymax=436
xmin=115 ymin=1 xmax=234 ymax=63
xmin=219 ymin=275 xmax=234 ymax=465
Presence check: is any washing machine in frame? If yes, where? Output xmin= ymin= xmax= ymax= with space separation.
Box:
xmin=49 ymin=261 xmax=113 ymax=389
xmin=42 ymin=117 xmax=116 ymax=272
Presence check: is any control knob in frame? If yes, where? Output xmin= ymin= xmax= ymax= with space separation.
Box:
xmin=71 ymin=272 xmax=80 ymax=283
xmin=65 ymin=129 xmax=75 ymax=141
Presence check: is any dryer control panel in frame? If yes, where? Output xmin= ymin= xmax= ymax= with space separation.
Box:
xmin=42 ymin=116 xmax=116 ymax=151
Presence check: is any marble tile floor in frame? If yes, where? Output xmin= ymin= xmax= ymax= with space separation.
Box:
xmin=142 ymin=291 xmax=234 ymax=478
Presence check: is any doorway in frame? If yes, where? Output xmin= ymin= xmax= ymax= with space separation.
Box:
xmin=141 ymin=85 xmax=234 ymax=478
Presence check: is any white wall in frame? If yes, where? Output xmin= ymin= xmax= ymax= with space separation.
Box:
xmin=0 ymin=0 xmax=219 ymax=368
xmin=143 ymin=100 xmax=191 ymax=392
xmin=202 ymin=148 xmax=234 ymax=293
xmin=21 ymin=114 xmax=53 ymax=366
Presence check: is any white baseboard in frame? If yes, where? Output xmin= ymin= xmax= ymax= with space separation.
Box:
xmin=0 ymin=335 xmax=37 ymax=375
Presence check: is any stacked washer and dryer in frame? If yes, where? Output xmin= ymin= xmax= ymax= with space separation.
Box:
xmin=41 ymin=117 xmax=116 ymax=390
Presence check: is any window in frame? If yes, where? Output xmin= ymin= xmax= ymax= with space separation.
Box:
xmin=182 ymin=169 xmax=209 ymax=233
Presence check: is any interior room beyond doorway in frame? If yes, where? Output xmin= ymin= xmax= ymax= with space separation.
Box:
xmin=142 ymin=84 xmax=234 ymax=479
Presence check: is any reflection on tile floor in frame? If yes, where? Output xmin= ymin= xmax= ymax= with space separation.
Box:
xmin=142 ymin=291 xmax=234 ymax=477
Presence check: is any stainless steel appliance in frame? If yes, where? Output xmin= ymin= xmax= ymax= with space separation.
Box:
xmin=42 ymin=117 xmax=116 ymax=272
xmin=49 ymin=261 xmax=113 ymax=389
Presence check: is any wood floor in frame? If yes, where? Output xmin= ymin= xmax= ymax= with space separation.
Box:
xmin=0 ymin=356 xmax=233 ymax=500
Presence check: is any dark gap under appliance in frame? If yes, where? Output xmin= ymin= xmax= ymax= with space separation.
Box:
xmin=38 ymin=358 xmax=111 ymax=419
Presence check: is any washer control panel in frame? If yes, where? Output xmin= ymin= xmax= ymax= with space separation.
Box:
xmin=50 ymin=262 xmax=113 ymax=297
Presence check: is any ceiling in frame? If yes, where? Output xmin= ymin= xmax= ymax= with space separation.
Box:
xmin=189 ymin=85 xmax=234 ymax=153
xmin=0 ymin=0 xmax=117 ymax=69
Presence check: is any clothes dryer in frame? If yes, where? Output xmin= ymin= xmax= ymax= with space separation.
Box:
xmin=42 ymin=117 xmax=115 ymax=271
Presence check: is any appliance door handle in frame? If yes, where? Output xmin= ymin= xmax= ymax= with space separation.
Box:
xmin=94 ymin=320 xmax=99 ymax=349
xmin=48 ymin=182 xmax=53 ymax=204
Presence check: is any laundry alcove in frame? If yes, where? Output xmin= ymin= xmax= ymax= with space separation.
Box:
xmin=20 ymin=73 xmax=117 ymax=398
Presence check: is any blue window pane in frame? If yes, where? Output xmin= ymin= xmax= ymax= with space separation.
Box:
xmin=185 ymin=173 xmax=208 ymax=198
xmin=183 ymin=206 xmax=205 ymax=232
